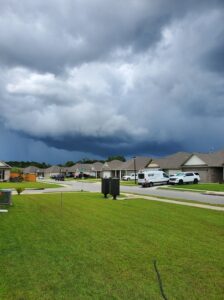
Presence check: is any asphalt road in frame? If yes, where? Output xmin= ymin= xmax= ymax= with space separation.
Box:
xmin=36 ymin=180 xmax=224 ymax=205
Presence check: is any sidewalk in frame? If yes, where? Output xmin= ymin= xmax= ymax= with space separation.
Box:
xmin=123 ymin=193 xmax=224 ymax=211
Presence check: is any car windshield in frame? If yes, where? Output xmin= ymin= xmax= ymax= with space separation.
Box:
xmin=175 ymin=173 xmax=185 ymax=177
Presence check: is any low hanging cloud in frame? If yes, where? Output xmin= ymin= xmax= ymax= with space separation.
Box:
xmin=0 ymin=0 xmax=224 ymax=158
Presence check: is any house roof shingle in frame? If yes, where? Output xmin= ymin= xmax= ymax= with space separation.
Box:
xmin=23 ymin=166 xmax=39 ymax=174
xmin=187 ymin=151 xmax=224 ymax=167
xmin=148 ymin=152 xmax=191 ymax=169
xmin=92 ymin=162 xmax=103 ymax=171
xmin=102 ymin=160 xmax=124 ymax=171
xmin=0 ymin=161 xmax=11 ymax=169
xmin=44 ymin=165 xmax=64 ymax=173
xmin=120 ymin=156 xmax=151 ymax=171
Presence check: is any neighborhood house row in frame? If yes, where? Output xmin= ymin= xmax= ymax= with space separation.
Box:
xmin=1 ymin=151 xmax=224 ymax=183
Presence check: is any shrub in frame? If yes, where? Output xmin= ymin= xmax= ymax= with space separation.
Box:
xmin=16 ymin=187 xmax=25 ymax=195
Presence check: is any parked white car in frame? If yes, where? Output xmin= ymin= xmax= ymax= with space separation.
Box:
xmin=122 ymin=173 xmax=137 ymax=181
xmin=168 ymin=172 xmax=200 ymax=185
xmin=138 ymin=170 xmax=169 ymax=187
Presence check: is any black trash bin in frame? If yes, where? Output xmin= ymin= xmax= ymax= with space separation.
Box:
xmin=110 ymin=178 xmax=120 ymax=200
xmin=0 ymin=189 xmax=12 ymax=205
xmin=101 ymin=178 xmax=110 ymax=198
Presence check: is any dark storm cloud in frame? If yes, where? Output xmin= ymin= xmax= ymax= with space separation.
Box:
xmin=39 ymin=134 xmax=184 ymax=157
xmin=0 ymin=0 xmax=224 ymax=161
xmin=0 ymin=0 xmax=223 ymax=73
xmin=203 ymin=41 xmax=224 ymax=74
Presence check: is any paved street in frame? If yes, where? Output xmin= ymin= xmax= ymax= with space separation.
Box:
xmin=30 ymin=180 xmax=224 ymax=205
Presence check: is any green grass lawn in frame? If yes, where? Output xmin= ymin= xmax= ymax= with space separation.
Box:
xmin=166 ymin=183 xmax=224 ymax=192
xmin=0 ymin=193 xmax=223 ymax=299
xmin=0 ymin=182 xmax=62 ymax=190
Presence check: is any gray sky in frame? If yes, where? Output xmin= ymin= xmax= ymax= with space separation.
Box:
xmin=0 ymin=0 xmax=223 ymax=163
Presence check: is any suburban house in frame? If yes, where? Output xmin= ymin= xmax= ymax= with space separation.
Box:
xmin=102 ymin=160 xmax=124 ymax=178
xmin=44 ymin=166 xmax=66 ymax=178
xmin=92 ymin=162 xmax=104 ymax=178
xmin=146 ymin=152 xmax=191 ymax=175
xmin=67 ymin=162 xmax=103 ymax=178
xmin=0 ymin=161 xmax=11 ymax=182
xmin=182 ymin=151 xmax=224 ymax=183
xmin=121 ymin=156 xmax=151 ymax=177
xmin=75 ymin=163 xmax=97 ymax=177
xmin=23 ymin=166 xmax=39 ymax=174
xmin=146 ymin=151 xmax=224 ymax=183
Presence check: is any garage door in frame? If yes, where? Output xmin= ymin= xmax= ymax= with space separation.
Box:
xmin=183 ymin=168 xmax=209 ymax=183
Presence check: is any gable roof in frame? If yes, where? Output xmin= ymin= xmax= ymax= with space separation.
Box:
xmin=23 ymin=166 xmax=39 ymax=174
xmin=67 ymin=164 xmax=81 ymax=172
xmin=121 ymin=157 xmax=151 ymax=171
xmin=102 ymin=160 xmax=124 ymax=171
xmin=67 ymin=163 xmax=103 ymax=173
xmin=185 ymin=151 xmax=224 ymax=167
xmin=148 ymin=152 xmax=191 ymax=169
xmin=77 ymin=164 xmax=94 ymax=172
xmin=44 ymin=165 xmax=63 ymax=173
xmin=92 ymin=162 xmax=103 ymax=171
xmin=0 ymin=161 xmax=11 ymax=169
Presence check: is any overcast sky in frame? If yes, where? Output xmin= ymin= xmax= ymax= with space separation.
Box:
xmin=0 ymin=0 xmax=223 ymax=163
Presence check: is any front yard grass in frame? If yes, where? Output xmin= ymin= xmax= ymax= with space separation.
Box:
xmin=0 ymin=192 xmax=223 ymax=299
xmin=0 ymin=182 xmax=62 ymax=190
xmin=164 ymin=183 xmax=224 ymax=192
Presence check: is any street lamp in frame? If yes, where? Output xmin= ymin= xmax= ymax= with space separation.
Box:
xmin=133 ymin=156 xmax=137 ymax=184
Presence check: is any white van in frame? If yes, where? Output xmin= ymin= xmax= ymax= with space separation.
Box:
xmin=138 ymin=170 xmax=169 ymax=187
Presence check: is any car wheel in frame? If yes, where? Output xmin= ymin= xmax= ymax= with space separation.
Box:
xmin=149 ymin=182 xmax=153 ymax=187
xmin=193 ymin=179 xmax=198 ymax=184
xmin=178 ymin=179 xmax=183 ymax=185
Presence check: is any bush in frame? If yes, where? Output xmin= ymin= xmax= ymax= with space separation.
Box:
xmin=15 ymin=187 xmax=25 ymax=195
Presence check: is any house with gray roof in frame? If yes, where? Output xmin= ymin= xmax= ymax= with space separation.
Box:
xmin=0 ymin=161 xmax=11 ymax=182
xmin=22 ymin=165 xmax=47 ymax=178
xmin=146 ymin=150 xmax=224 ymax=182
xmin=102 ymin=160 xmax=124 ymax=178
xmin=182 ymin=150 xmax=224 ymax=183
xmin=44 ymin=166 xmax=66 ymax=178
xmin=67 ymin=162 xmax=103 ymax=178
xmin=23 ymin=166 xmax=39 ymax=174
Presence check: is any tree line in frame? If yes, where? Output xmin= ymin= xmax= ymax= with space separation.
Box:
xmin=6 ymin=155 xmax=126 ymax=169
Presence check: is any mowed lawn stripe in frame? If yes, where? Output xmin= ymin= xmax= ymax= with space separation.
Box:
xmin=0 ymin=182 xmax=62 ymax=190
xmin=0 ymin=192 xmax=223 ymax=299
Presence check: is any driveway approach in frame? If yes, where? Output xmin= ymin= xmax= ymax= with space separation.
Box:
xmin=36 ymin=180 xmax=224 ymax=205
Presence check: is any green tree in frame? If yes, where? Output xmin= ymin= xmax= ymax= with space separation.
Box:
xmin=64 ymin=161 xmax=75 ymax=167
xmin=107 ymin=155 xmax=126 ymax=162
